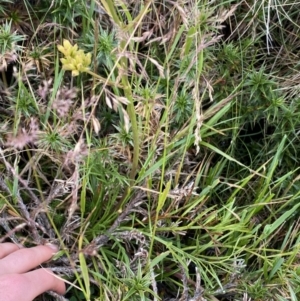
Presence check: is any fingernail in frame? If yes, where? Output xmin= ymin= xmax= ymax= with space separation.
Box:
xmin=45 ymin=243 xmax=59 ymax=253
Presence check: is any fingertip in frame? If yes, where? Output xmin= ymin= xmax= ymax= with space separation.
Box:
xmin=45 ymin=269 xmax=67 ymax=295
xmin=47 ymin=269 xmax=66 ymax=295
xmin=0 ymin=244 xmax=61 ymax=276
xmin=56 ymin=276 xmax=67 ymax=295
xmin=24 ymin=268 xmax=66 ymax=298
xmin=44 ymin=243 xmax=59 ymax=254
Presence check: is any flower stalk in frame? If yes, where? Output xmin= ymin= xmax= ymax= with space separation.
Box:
xmin=58 ymin=38 xmax=140 ymax=183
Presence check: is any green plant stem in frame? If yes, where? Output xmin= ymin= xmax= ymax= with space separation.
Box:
xmin=123 ymin=80 xmax=140 ymax=182
xmin=97 ymin=0 xmax=151 ymax=183
xmin=87 ymin=67 xmax=139 ymax=183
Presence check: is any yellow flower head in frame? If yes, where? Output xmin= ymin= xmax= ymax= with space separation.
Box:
xmin=57 ymin=39 xmax=91 ymax=76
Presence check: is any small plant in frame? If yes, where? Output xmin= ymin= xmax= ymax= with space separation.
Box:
xmin=0 ymin=20 xmax=25 ymax=53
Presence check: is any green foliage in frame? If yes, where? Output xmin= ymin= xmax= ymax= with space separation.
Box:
xmin=82 ymin=25 xmax=116 ymax=68
xmin=0 ymin=20 xmax=25 ymax=53
xmin=1 ymin=0 xmax=300 ymax=301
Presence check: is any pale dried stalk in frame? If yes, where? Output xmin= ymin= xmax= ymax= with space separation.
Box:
xmin=0 ymin=177 xmax=41 ymax=243
xmin=0 ymin=148 xmax=54 ymax=239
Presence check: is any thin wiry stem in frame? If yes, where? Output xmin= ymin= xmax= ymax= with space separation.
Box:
xmin=0 ymin=148 xmax=54 ymax=239
xmin=0 ymin=176 xmax=41 ymax=243
xmin=82 ymin=191 xmax=145 ymax=254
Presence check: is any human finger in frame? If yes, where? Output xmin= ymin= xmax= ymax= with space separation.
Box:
xmin=24 ymin=268 xmax=66 ymax=296
xmin=0 ymin=269 xmax=66 ymax=301
xmin=0 ymin=243 xmax=20 ymax=259
xmin=0 ymin=244 xmax=57 ymax=275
